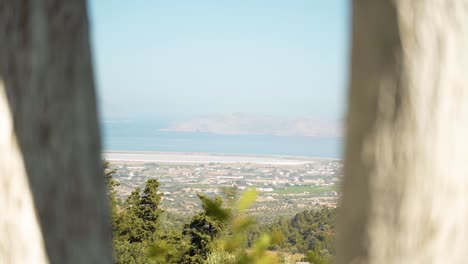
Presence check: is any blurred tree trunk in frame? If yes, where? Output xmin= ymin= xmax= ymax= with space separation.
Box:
xmin=0 ymin=0 xmax=112 ymax=263
xmin=338 ymin=1 xmax=468 ymax=263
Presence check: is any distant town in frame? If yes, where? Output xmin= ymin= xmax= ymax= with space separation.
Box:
xmin=106 ymin=152 xmax=342 ymax=222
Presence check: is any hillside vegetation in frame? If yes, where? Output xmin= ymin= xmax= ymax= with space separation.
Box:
xmin=106 ymin=163 xmax=335 ymax=263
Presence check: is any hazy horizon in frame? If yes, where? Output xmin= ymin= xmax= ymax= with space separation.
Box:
xmin=90 ymin=1 xmax=349 ymax=157
xmin=89 ymin=0 xmax=350 ymax=125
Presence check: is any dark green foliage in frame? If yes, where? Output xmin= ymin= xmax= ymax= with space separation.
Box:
xmin=114 ymin=240 xmax=150 ymax=264
xmin=111 ymin=178 xmax=165 ymax=263
xmin=114 ymin=188 xmax=145 ymax=243
xmin=181 ymin=194 xmax=227 ymax=264
xmin=149 ymin=229 xmax=189 ymax=263
xmin=104 ymin=161 xmax=120 ymax=226
xmin=106 ymin=165 xmax=337 ymax=264
xmin=138 ymin=179 xmax=163 ymax=241
xmin=200 ymin=194 xmax=231 ymax=222
xmin=306 ymin=249 xmax=333 ymax=264
xmin=255 ymin=207 xmax=336 ymax=260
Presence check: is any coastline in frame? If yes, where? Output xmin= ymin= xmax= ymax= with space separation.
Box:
xmin=103 ymin=150 xmax=338 ymax=165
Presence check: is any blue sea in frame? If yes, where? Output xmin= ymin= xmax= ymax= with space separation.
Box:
xmin=101 ymin=121 xmax=343 ymax=159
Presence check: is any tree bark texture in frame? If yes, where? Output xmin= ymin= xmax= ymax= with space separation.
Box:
xmin=338 ymin=1 xmax=468 ymax=263
xmin=0 ymin=1 xmax=112 ymax=263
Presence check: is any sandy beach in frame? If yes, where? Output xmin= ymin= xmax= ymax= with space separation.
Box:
xmin=103 ymin=151 xmax=333 ymax=165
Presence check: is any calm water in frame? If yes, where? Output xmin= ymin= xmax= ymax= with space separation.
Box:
xmin=102 ymin=121 xmax=343 ymax=158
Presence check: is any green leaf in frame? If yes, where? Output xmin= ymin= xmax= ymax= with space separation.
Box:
xmin=232 ymin=216 xmax=255 ymax=232
xmin=148 ymin=243 xmax=168 ymax=261
xmin=237 ymin=189 xmax=257 ymax=211
xmin=253 ymin=234 xmax=271 ymax=254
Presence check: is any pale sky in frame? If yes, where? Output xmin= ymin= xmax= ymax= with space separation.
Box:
xmin=88 ymin=0 xmax=350 ymax=122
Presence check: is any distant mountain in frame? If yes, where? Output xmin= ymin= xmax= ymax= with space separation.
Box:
xmin=160 ymin=113 xmax=342 ymax=137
